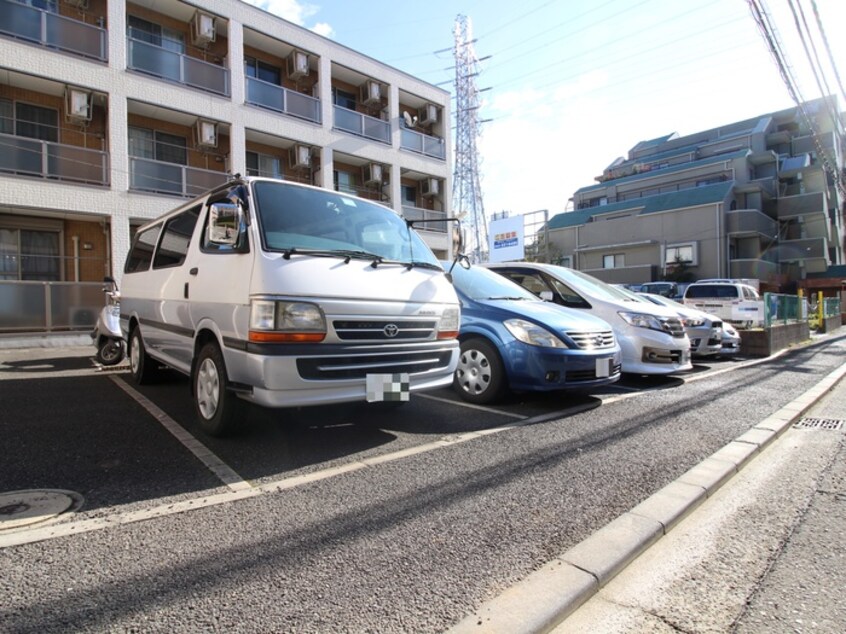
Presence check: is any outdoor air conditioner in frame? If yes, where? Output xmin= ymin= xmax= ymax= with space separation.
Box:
xmin=417 ymin=103 xmax=440 ymax=126
xmin=362 ymin=163 xmax=383 ymax=186
xmin=289 ymin=144 xmax=311 ymax=169
xmin=190 ymin=11 xmax=216 ymax=47
xmin=420 ymin=177 xmax=440 ymax=197
xmin=195 ymin=120 xmax=218 ymax=148
xmin=287 ymin=50 xmax=309 ymax=80
xmin=65 ymin=88 xmax=92 ymax=123
xmin=64 ymin=0 xmax=90 ymax=8
xmin=359 ymin=80 xmax=381 ymax=106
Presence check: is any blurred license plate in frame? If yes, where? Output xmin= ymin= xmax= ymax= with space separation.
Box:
xmin=366 ymin=373 xmax=410 ymax=402
xmin=596 ymin=358 xmax=612 ymax=377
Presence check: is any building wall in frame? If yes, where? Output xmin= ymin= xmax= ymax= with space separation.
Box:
xmin=0 ymin=0 xmax=452 ymax=293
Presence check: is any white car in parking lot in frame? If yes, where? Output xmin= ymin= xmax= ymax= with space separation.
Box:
xmin=636 ymin=292 xmax=723 ymax=357
xmin=484 ymin=262 xmax=692 ymax=375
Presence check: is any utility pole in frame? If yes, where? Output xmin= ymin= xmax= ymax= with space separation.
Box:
xmin=452 ymin=14 xmax=488 ymax=262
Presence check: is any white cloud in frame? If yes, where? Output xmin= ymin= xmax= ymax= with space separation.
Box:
xmin=241 ymin=0 xmax=333 ymax=37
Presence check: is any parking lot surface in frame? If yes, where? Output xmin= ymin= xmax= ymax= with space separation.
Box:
xmin=1 ymin=333 xmax=844 ymax=633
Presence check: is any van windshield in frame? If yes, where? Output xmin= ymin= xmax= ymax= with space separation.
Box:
xmin=685 ymin=285 xmax=739 ymax=299
xmin=252 ymin=181 xmax=440 ymax=266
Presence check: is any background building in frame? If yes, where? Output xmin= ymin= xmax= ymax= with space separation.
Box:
xmin=0 ymin=0 xmax=451 ymax=333
xmin=544 ymin=97 xmax=845 ymax=291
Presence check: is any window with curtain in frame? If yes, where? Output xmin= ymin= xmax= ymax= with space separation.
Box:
xmin=129 ymin=127 xmax=187 ymax=165
xmin=15 ymin=103 xmax=58 ymax=142
xmin=245 ymin=58 xmax=282 ymax=85
xmin=246 ymin=151 xmax=282 ymax=179
xmin=0 ymin=99 xmax=12 ymax=135
xmin=0 ymin=228 xmax=60 ymax=280
xmin=127 ymin=15 xmax=184 ymax=54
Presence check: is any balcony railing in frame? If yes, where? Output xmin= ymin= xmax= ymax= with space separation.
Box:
xmin=400 ymin=128 xmax=446 ymax=160
xmin=336 ymin=182 xmax=387 ymax=202
xmin=401 ymin=206 xmax=447 ymax=233
xmin=0 ymin=132 xmax=109 ymax=185
xmin=777 ymin=190 xmax=825 ymax=220
xmin=725 ymin=208 xmax=777 ymax=237
xmin=127 ymin=37 xmax=229 ymax=96
xmin=729 ymin=258 xmax=778 ymax=280
xmin=333 ymin=106 xmax=390 ymax=144
xmin=129 ymin=157 xmax=229 ymax=198
xmin=778 ymin=237 xmax=828 ymax=261
xmin=245 ymin=77 xmax=321 ymax=124
xmin=0 ymin=280 xmax=102 ymax=332
xmin=0 ymin=0 xmax=106 ymax=61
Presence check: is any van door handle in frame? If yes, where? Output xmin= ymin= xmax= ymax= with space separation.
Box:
xmin=184 ymin=282 xmax=189 ymax=299
xmin=189 ymin=267 xmax=198 ymax=276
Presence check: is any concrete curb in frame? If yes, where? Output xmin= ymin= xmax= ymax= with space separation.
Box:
xmin=447 ymin=360 xmax=846 ymax=634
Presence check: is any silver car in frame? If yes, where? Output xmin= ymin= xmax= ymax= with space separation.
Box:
xmin=638 ymin=292 xmax=723 ymax=357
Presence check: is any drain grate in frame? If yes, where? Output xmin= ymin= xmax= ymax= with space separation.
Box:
xmin=793 ymin=417 xmax=844 ymax=431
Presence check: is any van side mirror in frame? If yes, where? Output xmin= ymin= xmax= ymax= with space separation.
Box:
xmin=208 ymin=202 xmax=242 ymax=246
xmin=539 ymin=290 xmax=554 ymax=301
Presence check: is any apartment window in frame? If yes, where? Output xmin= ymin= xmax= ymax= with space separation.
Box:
xmin=401 ymin=185 xmax=417 ymax=205
xmin=15 ymin=102 xmax=58 ymax=142
xmin=333 ymin=170 xmax=355 ymax=194
xmin=665 ymin=243 xmax=696 ymax=265
xmin=0 ymin=99 xmax=11 ymax=134
xmin=0 ymin=227 xmax=60 ymax=281
xmin=246 ymin=151 xmax=283 ymax=179
xmin=245 ymin=58 xmax=281 ymax=85
xmin=603 ymin=253 xmax=624 ymax=269
xmin=20 ymin=0 xmax=58 ymax=11
xmin=333 ymin=88 xmax=356 ymax=110
xmin=127 ymin=15 xmax=184 ymax=53
xmin=128 ymin=127 xmax=187 ymax=165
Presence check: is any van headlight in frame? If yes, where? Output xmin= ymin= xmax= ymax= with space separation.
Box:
xmin=437 ymin=307 xmax=460 ymax=339
xmin=504 ymin=319 xmax=566 ymax=348
xmin=618 ymin=311 xmax=664 ymax=333
xmin=249 ymin=300 xmax=326 ymax=343
xmin=683 ymin=317 xmax=705 ymax=327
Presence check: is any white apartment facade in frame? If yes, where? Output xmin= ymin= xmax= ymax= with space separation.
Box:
xmin=0 ymin=0 xmax=451 ymax=333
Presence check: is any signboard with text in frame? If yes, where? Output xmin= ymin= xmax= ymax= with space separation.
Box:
xmin=488 ymin=215 xmax=524 ymax=262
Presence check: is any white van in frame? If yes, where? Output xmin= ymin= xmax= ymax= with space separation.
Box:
xmin=484 ymin=262 xmax=692 ymax=375
xmin=120 ymin=177 xmax=461 ymax=435
xmin=682 ymin=282 xmax=763 ymax=328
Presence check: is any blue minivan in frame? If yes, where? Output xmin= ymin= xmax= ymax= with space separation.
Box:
xmin=444 ymin=261 xmax=622 ymax=404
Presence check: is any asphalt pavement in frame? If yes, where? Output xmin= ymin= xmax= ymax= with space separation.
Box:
xmin=449 ymin=334 xmax=846 ymax=633
xmin=1 ymin=329 xmax=844 ymax=633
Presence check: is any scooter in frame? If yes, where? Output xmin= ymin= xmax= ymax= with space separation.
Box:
xmin=91 ymin=275 xmax=125 ymax=366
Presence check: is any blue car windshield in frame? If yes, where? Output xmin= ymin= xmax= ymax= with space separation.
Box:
xmin=449 ymin=263 xmax=540 ymax=301
xmin=252 ymin=181 xmax=440 ymax=266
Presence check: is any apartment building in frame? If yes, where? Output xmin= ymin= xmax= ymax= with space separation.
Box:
xmin=0 ymin=0 xmax=451 ymax=333
xmin=545 ymin=97 xmax=845 ymax=289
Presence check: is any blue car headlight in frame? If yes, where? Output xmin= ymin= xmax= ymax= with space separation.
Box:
xmin=504 ymin=319 xmax=566 ymax=348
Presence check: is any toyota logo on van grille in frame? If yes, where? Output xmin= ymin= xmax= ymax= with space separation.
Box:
xmin=383 ymin=323 xmax=399 ymax=338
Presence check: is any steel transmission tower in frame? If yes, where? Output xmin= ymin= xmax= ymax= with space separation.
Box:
xmin=452 ymin=15 xmax=488 ymax=262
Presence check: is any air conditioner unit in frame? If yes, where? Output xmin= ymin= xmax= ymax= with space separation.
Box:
xmin=64 ymin=0 xmax=89 ymax=8
xmin=195 ymin=120 xmax=218 ymax=148
xmin=289 ymin=144 xmax=311 ymax=169
xmin=287 ymin=50 xmax=309 ymax=80
xmin=191 ymin=11 xmax=216 ymax=47
xmin=65 ymin=88 xmax=92 ymax=123
xmin=420 ymin=178 xmax=440 ymax=197
xmin=362 ymin=163 xmax=383 ymax=186
xmin=417 ymin=103 xmax=440 ymax=126
xmin=359 ymin=80 xmax=381 ymax=106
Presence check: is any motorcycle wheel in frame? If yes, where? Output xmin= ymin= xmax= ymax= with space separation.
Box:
xmin=96 ymin=339 xmax=125 ymax=366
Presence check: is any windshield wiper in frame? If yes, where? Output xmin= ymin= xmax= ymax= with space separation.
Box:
xmin=403 ymin=260 xmax=444 ymax=271
xmin=281 ymin=248 xmax=383 ymax=265
xmin=486 ymin=296 xmax=531 ymax=301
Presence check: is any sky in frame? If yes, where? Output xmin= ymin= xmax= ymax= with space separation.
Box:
xmin=242 ymin=0 xmax=846 ymax=223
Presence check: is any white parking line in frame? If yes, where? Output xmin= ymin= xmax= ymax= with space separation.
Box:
xmin=110 ymin=377 xmax=253 ymax=493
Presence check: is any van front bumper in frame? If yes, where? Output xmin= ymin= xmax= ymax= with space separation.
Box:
xmin=223 ymin=339 xmax=460 ymax=408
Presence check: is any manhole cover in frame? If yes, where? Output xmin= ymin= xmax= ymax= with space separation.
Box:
xmin=0 ymin=490 xmax=82 ymax=531
xmin=793 ymin=417 xmax=845 ymax=431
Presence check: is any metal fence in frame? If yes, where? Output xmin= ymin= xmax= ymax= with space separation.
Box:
xmin=0 ymin=281 xmax=102 ymax=333
xmin=763 ymin=292 xmax=806 ymax=327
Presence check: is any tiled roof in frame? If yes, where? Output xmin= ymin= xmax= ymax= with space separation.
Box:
xmin=548 ymin=181 xmax=734 ymax=230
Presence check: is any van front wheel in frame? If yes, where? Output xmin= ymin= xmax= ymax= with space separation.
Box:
xmin=194 ymin=342 xmax=240 ymax=437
